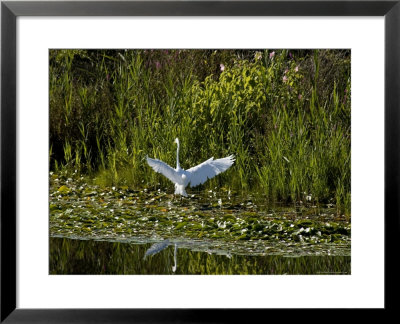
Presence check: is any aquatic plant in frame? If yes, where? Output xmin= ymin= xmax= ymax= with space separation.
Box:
xmin=49 ymin=49 xmax=351 ymax=215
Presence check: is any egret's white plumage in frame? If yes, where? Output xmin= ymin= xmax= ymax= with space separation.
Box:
xmin=146 ymin=138 xmax=234 ymax=196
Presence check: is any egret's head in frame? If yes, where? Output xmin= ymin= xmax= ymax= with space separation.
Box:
xmin=174 ymin=138 xmax=179 ymax=145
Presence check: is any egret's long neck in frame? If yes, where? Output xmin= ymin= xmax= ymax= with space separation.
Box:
xmin=176 ymin=140 xmax=180 ymax=169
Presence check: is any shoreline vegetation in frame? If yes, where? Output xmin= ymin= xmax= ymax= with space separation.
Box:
xmin=50 ymin=49 xmax=351 ymax=217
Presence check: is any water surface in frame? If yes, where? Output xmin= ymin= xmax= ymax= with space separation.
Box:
xmin=50 ymin=237 xmax=350 ymax=275
xmin=50 ymin=177 xmax=351 ymax=274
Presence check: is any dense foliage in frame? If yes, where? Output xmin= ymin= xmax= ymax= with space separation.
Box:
xmin=49 ymin=49 xmax=351 ymax=215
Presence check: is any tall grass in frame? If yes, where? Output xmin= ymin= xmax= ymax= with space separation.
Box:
xmin=49 ymin=49 xmax=351 ymax=215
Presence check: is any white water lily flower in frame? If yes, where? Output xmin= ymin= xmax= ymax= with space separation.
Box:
xmin=218 ymin=221 xmax=226 ymax=229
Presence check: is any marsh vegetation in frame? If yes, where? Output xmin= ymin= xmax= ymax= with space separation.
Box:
xmin=49 ymin=49 xmax=351 ymax=274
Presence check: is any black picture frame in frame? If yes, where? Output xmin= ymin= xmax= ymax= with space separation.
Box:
xmin=1 ymin=0 xmax=398 ymax=322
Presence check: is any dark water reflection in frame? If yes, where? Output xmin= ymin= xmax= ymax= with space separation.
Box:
xmin=50 ymin=237 xmax=350 ymax=275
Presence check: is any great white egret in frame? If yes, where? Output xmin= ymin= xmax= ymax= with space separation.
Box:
xmin=146 ymin=138 xmax=234 ymax=196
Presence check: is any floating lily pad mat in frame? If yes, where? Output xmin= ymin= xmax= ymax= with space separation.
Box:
xmin=50 ymin=176 xmax=350 ymax=274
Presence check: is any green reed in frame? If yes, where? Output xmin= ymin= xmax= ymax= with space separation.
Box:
xmin=49 ymin=49 xmax=351 ymax=215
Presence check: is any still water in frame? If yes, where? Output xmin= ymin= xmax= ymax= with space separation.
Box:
xmin=50 ymin=237 xmax=350 ymax=275
xmin=50 ymin=179 xmax=351 ymax=275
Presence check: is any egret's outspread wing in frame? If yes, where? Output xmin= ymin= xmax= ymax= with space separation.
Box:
xmin=187 ymin=155 xmax=235 ymax=187
xmin=146 ymin=156 xmax=180 ymax=183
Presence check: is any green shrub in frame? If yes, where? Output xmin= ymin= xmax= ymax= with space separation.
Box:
xmin=49 ymin=49 xmax=351 ymax=215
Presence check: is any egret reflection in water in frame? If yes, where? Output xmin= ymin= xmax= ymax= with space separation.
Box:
xmin=143 ymin=239 xmax=171 ymax=259
xmin=172 ymin=244 xmax=177 ymax=273
xmin=144 ymin=239 xmax=178 ymax=273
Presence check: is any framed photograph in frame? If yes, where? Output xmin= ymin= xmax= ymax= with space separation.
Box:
xmin=1 ymin=0 xmax=398 ymax=322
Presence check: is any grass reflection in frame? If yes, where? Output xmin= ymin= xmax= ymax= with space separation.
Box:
xmin=50 ymin=237 xmax=350 ymax=275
